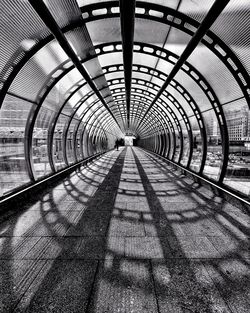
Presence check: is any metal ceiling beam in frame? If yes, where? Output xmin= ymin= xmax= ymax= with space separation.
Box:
xmin=119 ymin=0 xmax=136 ymax=128
xmin=138 ymin=0 xmax=230 ymax=126
xmin=28 ymin=0 xmax=121 ymax=131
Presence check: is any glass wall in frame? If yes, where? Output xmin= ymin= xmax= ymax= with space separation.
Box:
xmin=53 ymin=114 xmax=69 ymax=170
xmin=223 ymin=99 xmax=250 ymax=195
xmin=199 ymin=110 xmax=222 ymax=181
xmin=32 ymin=106 xmax=54 ymax=178
xmin=0 ymin=95 xmax=32 ymax=196
xmin=66 ymin=118 xmax=78 ymax=165
xmin=1 ymin=0 xmax=250 ymax=203
xmin=189 ymin=116 xmax=203 ymax=173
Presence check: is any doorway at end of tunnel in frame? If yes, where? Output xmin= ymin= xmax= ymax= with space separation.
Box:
xmin=125 ymin=136 xmax=136 ymax=146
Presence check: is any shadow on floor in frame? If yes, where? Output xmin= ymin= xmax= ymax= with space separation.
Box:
xmin=0 ymin=147 xmax=249 ymax=312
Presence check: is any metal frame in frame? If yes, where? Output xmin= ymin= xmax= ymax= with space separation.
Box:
xmin=1 ymin=0 xmax=250 ymax=200
xmin=103 ymin=63 xmax=207 ymax=172
xmin=110 ymin=79 xmax=193 ymax=166
xmin=112 ymin=91 xmax=184 ymax=160
xmin=80 ymin=1 xmax=249 ymax=109
xmin=91 ymin=41 xmax=229 ymax=181
xmin=119 ymin=0 xmax=136 ymax=127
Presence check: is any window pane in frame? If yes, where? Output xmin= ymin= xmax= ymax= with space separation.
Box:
xmin=0 ymin=95 xmax=32 ymax=195
xmin=53 ymin=114 xmax=68 ymax=170
xmin=32 ymin=107 xmax=53 ymax=178
xmin=189 ymin=116 xmax=203 ymax=173
xmin=223 ymin=99 xmax=250 ymax=195
xmin=203 ymin=110 xmax=222 ymax=181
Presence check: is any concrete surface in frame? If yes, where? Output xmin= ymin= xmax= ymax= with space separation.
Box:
xmin=0 ymin=147 xmax=249 ymax=312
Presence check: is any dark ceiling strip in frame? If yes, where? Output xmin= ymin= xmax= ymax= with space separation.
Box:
xmin=119 ymin=0 xmax=136 ymax=129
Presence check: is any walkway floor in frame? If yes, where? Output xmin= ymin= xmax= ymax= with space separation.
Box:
xmin=0 ymin=147 xmax=249 ymax=313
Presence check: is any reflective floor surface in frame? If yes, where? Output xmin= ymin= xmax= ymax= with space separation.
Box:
xmin=0 ymin=147 xmax=249 ymax=313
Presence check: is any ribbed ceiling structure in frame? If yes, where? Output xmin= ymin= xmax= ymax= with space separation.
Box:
xmin=0 ymin=0 xmax=250 ymax=200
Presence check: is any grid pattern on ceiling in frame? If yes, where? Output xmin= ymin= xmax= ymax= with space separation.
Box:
xmin=0 ymin=0 xmax=249 ymax=137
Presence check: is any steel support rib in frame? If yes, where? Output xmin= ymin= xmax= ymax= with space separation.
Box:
xmin=28 ymin=0 xmax=120 ymax=131
xmin=138 ymin=0 xmax=230 ymax=126
xmin=119 ymin=0 xmax=136 ymax=128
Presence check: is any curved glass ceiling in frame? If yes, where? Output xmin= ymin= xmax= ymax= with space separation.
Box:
xmin=0 ymin=0 xmax=250 ymax=200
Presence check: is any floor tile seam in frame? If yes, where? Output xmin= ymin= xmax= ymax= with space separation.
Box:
xmin=7 ymin=234 xmax=249 ymax=239
xmin=120 ymin=235 xmax=231 ymax=238
xmin=1 ymin=257 xmax=249 ymax=261
xmin=122 ymin=238 xmax=236 ymax=257
xmin=0 ymin=235 xmax=111 ymax=238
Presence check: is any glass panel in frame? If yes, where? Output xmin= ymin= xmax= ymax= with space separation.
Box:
xmin=211 ymin=0 xmax=250 ymax=75
xmin=133 ymin=52 xmax=159 ymax=70
xmin=189 ymin=116 xmax=203 ymax=173
xmin=46 ymin=0 xmax=82 ymax=28
xmin=223 ymin=99 xmax=250 ymax=195
xmin=32 ymin=107 xmax=53 ymax=178
xmin=76 ymin=122 xmax=83 ymax=161
xmin=98 ymin=52 xmax=124 ymax=69
xmin=132 ymin=71 xmax=161 ymax=86
xmin=178 ymin=0 xmax=214 ymax=22
xmin=88 ymin=127 xmax=96 ymax=155
xmin=164 ymin=129 xmax=172 ymax=158
xmin=105 ymin=71 xmax=125 ymax=81
xmin=166 ymin=85 xmax=194 ymax=116
xmin=134 ymin=18 xmax=170 ymax=47
xmin=188 ymin=43 xmax=243 ymax=103
xmin=0 ymin=95 xmax=32 ymax=195
xmin=175 ymin=70 xmax=212 ymax=112
xmin=163 ymin=27 xmax=190 ymax=56
xmin=87 ymin=18 xmax=121 ymax=44
xmin=106 ymin=132 xmax=116 ymax=150
xmin=160 ymin=93 xmax=184 ymax=121
xmin=10 ymin=40 xmax=68 ymax=101
xmin=0 ymin=0 xmax=50 ymax=75
xmin=53 ymin=114 xmax=68 ymax=170
xmin=173 ymin=129 xmax=181 ymax=162
xmin=203 ymin=110 xmax=222 ymax=181
xmin=139 ymin=0 xmax=179 ymax=9
xmin=77 ymin=0 xmax=113 ymax=5
xmin=180 ymin=120 xmax=190 ymax=166
xmin=43 ymin=67 xmax=83 ymax=113
xmin=66 ymin=118 xmax=78 ymax=165
xmin=82 ymin=124 xmax=90 ymax=158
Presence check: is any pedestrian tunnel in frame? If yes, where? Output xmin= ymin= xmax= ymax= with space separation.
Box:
xmin=0 ymin=0 xmax=250 ymax=206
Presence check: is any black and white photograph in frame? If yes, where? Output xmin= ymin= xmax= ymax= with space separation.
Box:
xmin=0 ymin=0 xmax=249 ymax=312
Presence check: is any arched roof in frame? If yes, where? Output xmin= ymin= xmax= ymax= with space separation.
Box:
xmin=0 ymin=0 xmax=250 ymax=199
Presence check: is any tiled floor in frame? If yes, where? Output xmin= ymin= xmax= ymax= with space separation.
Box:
xmin=0 ymin=147 xmax=249 ymax=312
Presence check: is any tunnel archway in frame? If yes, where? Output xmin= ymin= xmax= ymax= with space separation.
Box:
xmin=0 ymin=0 xmax=250 ymax=201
